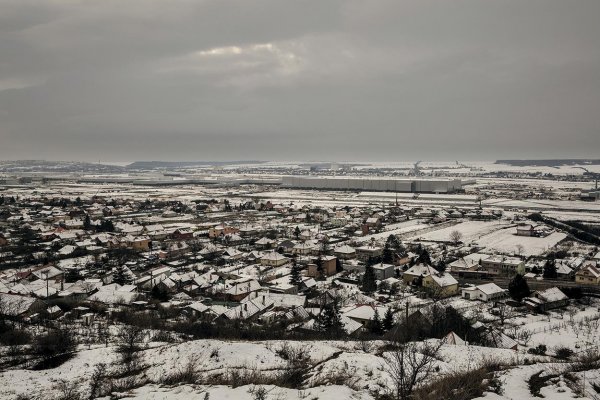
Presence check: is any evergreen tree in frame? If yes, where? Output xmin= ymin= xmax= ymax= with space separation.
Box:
xmin=362 ymin=265 xmax=377 ymax=293
xmin=335 ymin=258 xmax=344 ymax=273
xmin=316 ymin=256 xmax=324 ymax=278
xmin=98 ymin=219 xmax=115 ymax=232
xmin=434 ymin=260 xmax=446 ymax=274
xmin=289 ymin=262 xmax=303 ymax=287
xmin=83 ymin=214 xmax=92 ymax=231
xmin=370 ymin=308 xmax=384 ymax=335
xmin=542 ymin=259 xmax=558 ymax=279
xmin=413 ymin=274 xmax=424 ymax=287
xmin=383 ymin=307 xmax=395 ymax=331
xmin=65 ymin=268 xmax=81 ymax=283
xmin=382 ymin=241 xmax=394 ymax=264
xmin=316 ymin=300 xmax=344 ymax=337
xmin=112 ymin=265 xmax=132 ymax=286
xmin=416 ymin=248 xmax=432 ymax=265
xmin=320 ymin=237 xmax=330 ymax=255
xmin=151 ymin=284 xmax=169 ymax=301
xmin=508 ymin=273 xmax=530 ymax=301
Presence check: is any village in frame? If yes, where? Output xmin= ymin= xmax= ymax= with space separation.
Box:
xmin=1 ymin=163 xmax=600 ymax=399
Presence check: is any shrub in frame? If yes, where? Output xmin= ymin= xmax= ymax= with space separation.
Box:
xmin=528 ymin=370 xmax=555 ymax=397
xmin=555 ymin=346 xmax=574 ymax=360
xmin=0 ymin=328 xmax=32 ymax=346
xmin=528 ymin=344 xmax=547 ymax=355
xmin=34 ymin=328 xmax=77 ymax=361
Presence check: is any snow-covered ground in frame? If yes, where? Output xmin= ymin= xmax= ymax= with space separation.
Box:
xmin=475 ymin=228 xmax=567 ymax=257
xmin=407 ymin=220 xmax=510 ymax=243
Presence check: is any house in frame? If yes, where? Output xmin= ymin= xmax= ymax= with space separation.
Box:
xmin=255 ymin=237 xmax=276 ymax=250
xmin=443 ymin=331 xmax=466 ymax=345
xmin=260 ymin=252 xmax=289 ymax=267
xmin=402 ymin=264 xmax=437 ymax=285
xmin=88 ymin=283 xmax=138 ymax=305
xmin=223 ymin=247 xmax=244 ymax=260
xmin=449 ymin=253 xmax=490 ymax=273
xmin=516 ymin=224 xmax=534 ymax=236
xmin=372 ymin=263 xmax=395 ymax=280
xmin=334 ymin=245 xmax=356 ymax=260
xmin=575 ymin=263 xmax=600 ymax=285
xmin=461 ymin=283 xmax=507 ymax=302
xmin=524 ymin=287 xmax=569 ymax=312
xmin=32 ymin=266 xmax=64 ymax=282
xmin=365 ymin=217 xmax=381 ymax=228
xmin=343 ymin=304 xmax=389 ymax=327
xmin=481 ymin=256 xmax=524 ymax=276
xmin=224 ymin=278 xmax=262 ymax=301
xmin=208 ymin=224 xmax=239 ymax=238
xmin=423 ymin=273 xmax=459 ymax=298
xmin=221 ymin=298 xmax=274 ymax=320
xmin=402 ymin=264 xmax=458 ymax=297
xmin=277 ymin=240 xmax=296 ymax=254
xmin=297 ymin=315 xmax=363 ymax=336
xmin=125 ymin=236 xmax=150 ymax=251
xmin=307 ymin=256 xmax=337 ymax=278
xmin=554 ymin=260 xmax=575 ymax=280
xmin=0 ymin=293 xmax=45 ymax=318
xmin=184 ymin=302 xmax=226 ymax=320
xmin=293 ymin=242 xmax=317 ymax=255
xmin=171 ymin=228 xmax=194 ymax=240
xmin=242 ymin=291 xmax=306 ymax=309
xmin=356 ymin=245 xmax=383 ymax=262
xmin=486 ymin=329 xmax=518 ymax=350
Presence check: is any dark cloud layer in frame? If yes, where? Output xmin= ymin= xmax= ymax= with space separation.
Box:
xmin=1 ymin=0 xmax=599 ymax=162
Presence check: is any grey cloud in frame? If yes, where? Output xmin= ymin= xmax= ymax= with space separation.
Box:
xmin=0 ymin=0 xmax=599 ymax=162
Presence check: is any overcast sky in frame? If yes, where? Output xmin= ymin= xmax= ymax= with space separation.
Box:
xmin=1 ymin=0 xmax=599 ymax=162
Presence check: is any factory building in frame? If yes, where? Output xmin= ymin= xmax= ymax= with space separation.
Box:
xmin=281 ymin=176 xmax=462 ymax=193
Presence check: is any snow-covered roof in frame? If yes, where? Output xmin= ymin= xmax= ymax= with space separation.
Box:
xmin=223 ymin=298 xmax=273 ymax=320
xmin=430 ymin=273 xmax=458 ymax=287
xmin=536 ymin=287 xmax=568 ymax=303
xmin=463 ymin=282 xmax=505 ymax=295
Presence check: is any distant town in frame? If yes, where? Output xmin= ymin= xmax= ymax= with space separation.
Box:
xmin=1 ymin=159 xmax=600 ymax=399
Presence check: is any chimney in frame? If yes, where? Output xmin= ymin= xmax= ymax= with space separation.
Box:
xmin=262 ymin=295 xmax=265 ymax=305
xmin=244 ymin=304 xmax=248 ymax=311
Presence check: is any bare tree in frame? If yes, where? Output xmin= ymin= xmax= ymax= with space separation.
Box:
xmin=494 ymin=302 xmax=514 ymax=325
xmin=116 ymin=324 xmax=147 ymax=356
xmin=384 ymin=340 xmax=443 ymax=399
xmin=517 ymin=328 xmax=533 ymax=346
xmin=515 ymin=244 xmax=524 ymax=256
xmin=449 ymin=230 xmax=463 ymax=245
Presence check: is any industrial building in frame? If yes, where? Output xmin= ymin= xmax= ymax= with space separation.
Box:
xmin=281 ymin=176 xmax=463 ymax=193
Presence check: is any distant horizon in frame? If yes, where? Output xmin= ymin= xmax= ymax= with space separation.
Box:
xmin=2 ymin=158 xmax=600 ymax=167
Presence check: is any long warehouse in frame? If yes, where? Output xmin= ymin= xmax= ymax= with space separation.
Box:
xmin=282 ymin=176 xmax=463 ymax=193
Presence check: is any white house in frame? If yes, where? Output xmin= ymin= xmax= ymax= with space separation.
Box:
xmin=461 ymin=283 xmax=506 ymax=302
xmin=371 ymin=263 xmax=395 ymax=280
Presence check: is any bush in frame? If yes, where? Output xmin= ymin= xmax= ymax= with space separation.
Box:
xmin=555 ymin=346 xmax=574 ymax=360
xmin=528 ymin=344 xmax=547 ymax=355
xmin=0 ymin=328 xmax=32 ymax=346
xmin=34 ymin=328 xmax=77 ymax=360
xmin=528 ymin=370 xmax=555 ymax=397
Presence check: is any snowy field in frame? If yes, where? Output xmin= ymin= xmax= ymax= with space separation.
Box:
xmin=475 ymin=228 xmax=568 ymax=257
xmin=0 ymin=338 xmax=519 ymax=400
xmin=407 ymin=220 xmax=511 ymax=243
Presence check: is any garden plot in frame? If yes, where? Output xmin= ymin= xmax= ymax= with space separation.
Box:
xmin=407 ymin=220 xmax=510 ymax=243
xmin=475 ymin=228 xmax=567 ymax=256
